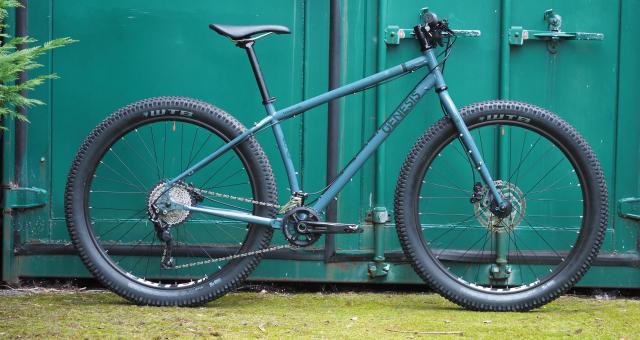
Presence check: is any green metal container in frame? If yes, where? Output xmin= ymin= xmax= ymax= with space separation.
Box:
xmin=2 ymin=0 xmax=639 ymax=287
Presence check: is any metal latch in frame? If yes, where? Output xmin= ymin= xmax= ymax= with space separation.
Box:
xmin=509 ymin=9 xmax=604 ymax=53
xmin=619 ymin=197 xmax=640 ymax=222
xmin=385 ymin=7 xmax=481 ymax=45
xmin=3 ymin=185 xmax=48 ymax=209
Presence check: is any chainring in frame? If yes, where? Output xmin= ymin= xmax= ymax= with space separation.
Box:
xmin=282 ymin=207 xmax=321 ymax=247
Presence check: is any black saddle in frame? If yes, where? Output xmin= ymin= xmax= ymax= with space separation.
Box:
xmin=209 ymin=24 xmax=290 ymax=40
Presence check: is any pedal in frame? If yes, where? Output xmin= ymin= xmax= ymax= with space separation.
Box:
xmin=304 ymin=221 xmax=363 ymax=234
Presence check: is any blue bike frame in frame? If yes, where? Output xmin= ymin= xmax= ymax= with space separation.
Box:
xmin=169 ymin=49 xmax=506 ymax=228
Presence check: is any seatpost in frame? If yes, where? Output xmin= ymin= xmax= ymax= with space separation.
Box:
xmin=237 ymin=41 xmax=275 ymax=105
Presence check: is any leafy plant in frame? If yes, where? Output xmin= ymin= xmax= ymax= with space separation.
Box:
xmin=0 ymin=0 xmax=75 ymax=126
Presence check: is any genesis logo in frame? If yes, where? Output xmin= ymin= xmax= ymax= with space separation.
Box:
xmin=381 ymin=92 xmax=422 ymax=133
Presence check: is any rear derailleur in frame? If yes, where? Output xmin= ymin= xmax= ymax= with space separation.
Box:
xmin=154 ymin=222 xmax=176 ymax=269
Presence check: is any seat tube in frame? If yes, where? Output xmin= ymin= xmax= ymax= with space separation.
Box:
xmin=265 ymin=102 xmax=300 ymax=192
xmin=424 ymin=50 xmax=506 ymax=208
xmin=241 ymin=41 xmax=300 ymax=192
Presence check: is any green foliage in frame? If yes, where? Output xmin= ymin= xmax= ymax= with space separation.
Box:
xmin=0 ymin=0 xmax=75 ymax=126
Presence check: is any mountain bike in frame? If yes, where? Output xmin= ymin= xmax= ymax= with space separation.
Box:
xmin=65 ymin=10 xmax=608 ymax=311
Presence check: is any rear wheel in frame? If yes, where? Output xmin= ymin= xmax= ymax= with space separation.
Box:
xmin=395 ymin=100 xmax=608 ymax=311
xmin=65 ymin=97 xmax=277 ymax=306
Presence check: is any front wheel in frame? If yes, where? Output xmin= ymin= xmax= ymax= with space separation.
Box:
xmin=395 ymin=100 xmax=608 ymax=311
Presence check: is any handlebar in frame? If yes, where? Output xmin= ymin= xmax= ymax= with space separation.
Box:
xmin=413 ymin=12 xmax=455 ymax=51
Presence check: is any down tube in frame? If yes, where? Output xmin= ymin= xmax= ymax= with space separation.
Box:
xmin=311 ymin=74 xmax=436 ymax=212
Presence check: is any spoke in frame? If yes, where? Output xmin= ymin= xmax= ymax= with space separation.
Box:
xmin=429 ymin=152 xmax=472 ymax=193
xmin=115 ymin=229 xmax=155 ymax=270
xmin=526 ymin=214 xmax=582 ymax=219
xmin=97 ymin=160 xmax=146 ymax=192
xmin=147 ymin=125 xmax=162 ymax=179
xmin=426 ymin=211 xmax=482 ymax=245
xmin=473 ymin=230 xmax=492 ymax=284
xmin=91 ymin=190 xmax=146 ymax=194
xmin=454 ymin=229 xmax=491 ymax=263
xmin=521 ymin=215 xmax=564 ymax=260
xmin=505 ymin=135 xmax=543 ymax=184
xmin=526 ymin=184 xmax=581 ymax=196
xmin=180 ymin=123 xmax=185 ymax=170
xmin=477 ymin=127 xmax=487 ymax=161
xmin=144 ymin=235 xmax=155 ymax=279
xmin=527 ymin=198 xmax=583 ymax=202
xmin=200 ymin=155 xmax=235 ymax=189
xmin=185 ymin=128 xmax=200 ymax=169
xmin=208 ymin=168 xmax=245 ymax=189
xmin=525 ymin=168 xmax=576 ymax=198
xmin=203 ymin=220 xmax=246 ymax=249
xmin=136 ymin=129 xmax=162 ymax=180
xmin=93 ymin=175 xmax=145 ymax=191
xmin=208 ymin=182 xmax=249 ymax=190
xmin=162 ymin=122 xmax=168 ymax=178
xmin=120 ymin=135 xmax=161 ymax=181
xmin=186 ymin=133 xmax=213 ymax=170
xmin=107 ymin=147 xmax=148 ymax=190
xmin=104 ymin=216 xmax=148 ymax=247
xmin=420 ymin=212 xmax=478 ymax=217
xmin=513 ymin=130 xmax=528 ymax=188
xmin=423 ymin=181 xmax=472 ymax=194
xmin=508 ymin=230 xmax=539 ymax=283
xmin=181 ymin=229 xmax=216 ymax=262
xmin=94 ymin=207 xmax=147 ymax=239
xmin=521 ymin=157 xmax=565 ymax=199
xmin=201 ymin=195 xmax=252 ymax=212
xmin=91 ymin=207 xmax=144 ymax=211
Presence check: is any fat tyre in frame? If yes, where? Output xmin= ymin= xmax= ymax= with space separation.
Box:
xmin=65 ymin=97 xmax=278 ymax=306
xmin=394 ymin=100 xmax=608 ymax=311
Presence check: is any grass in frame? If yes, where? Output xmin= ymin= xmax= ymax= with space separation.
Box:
xmin=1 ymin=289 xmax=639 ymax=339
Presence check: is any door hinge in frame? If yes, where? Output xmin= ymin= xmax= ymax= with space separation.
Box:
xmin=3 ymin=185 xmax=48 ymax=209
xmin=619 ymin=197 xmax=640 ymax=222
xmin=509 ymin=9 xmax=604 ymax=53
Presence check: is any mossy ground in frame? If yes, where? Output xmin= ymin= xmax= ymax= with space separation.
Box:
xmin=1 ymin=289 xmax=639 ymax=339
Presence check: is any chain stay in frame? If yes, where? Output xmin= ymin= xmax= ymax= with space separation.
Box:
xmin=159 ymin=182 xmax=289 ymax=269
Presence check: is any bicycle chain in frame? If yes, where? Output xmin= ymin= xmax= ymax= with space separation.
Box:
xmin=180 ymin=183 xmax=283 ymax=210
xmin=173 ymin=244 xmax=294 ymax=269
xmin=155 ymin=182 xmax=292 ymax=269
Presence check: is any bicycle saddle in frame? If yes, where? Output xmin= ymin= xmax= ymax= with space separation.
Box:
xmin=209 ymin=24 xmax=290 ymax=40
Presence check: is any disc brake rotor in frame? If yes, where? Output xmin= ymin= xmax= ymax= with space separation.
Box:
xmin=474 ymin=180 xmax=526 ymax=232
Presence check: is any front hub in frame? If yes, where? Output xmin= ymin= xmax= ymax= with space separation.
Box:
xmin=473 ymin=180 xmax=526 ymax=233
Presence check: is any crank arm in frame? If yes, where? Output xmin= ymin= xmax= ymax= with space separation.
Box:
xmin=304 ymin=221 xmax=363 ymax=234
